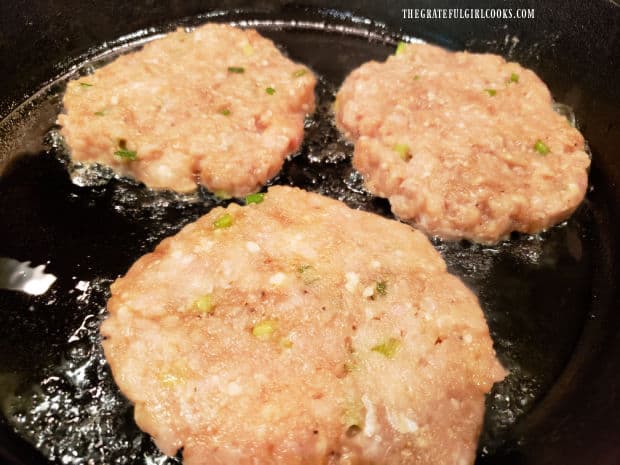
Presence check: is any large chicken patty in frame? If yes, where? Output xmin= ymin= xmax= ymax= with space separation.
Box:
xmin=102 ymin=186 xmax=505 ymax=465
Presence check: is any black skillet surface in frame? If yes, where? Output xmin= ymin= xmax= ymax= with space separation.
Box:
xmin=0 ymin=2 xmax=619 ymax=465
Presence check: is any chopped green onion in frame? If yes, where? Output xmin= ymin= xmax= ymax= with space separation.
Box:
xmin=79 ymin=82 xmax=93 ymax=87
xmin=227 ymin=66 xmax=245 ymax=74
xmin=114 ymin=149 xmax=137 ymax=160
xmin=343 ymin=361 xmax=357 ymax=373
xmin=94 ymin=110 xmax=106 ymax=116
xmin=393 ymin=143 xmax=411 ymax=161
xmin=510 ymin=72 xmax=519 ymax=83
xmin=245 ymin=193 xmax=265 ymax=204
xmin=484 ymin=88 xmax=497 ymax=96
xmin=297 ymin=264 xmax=320 ymax=284
xmin=219 ymin=108 xmax=231 ymax=116
xmin=292 ymin=68 xmax=307 ymax=78
xmin=213 ymin=213 xmax=233 ymax=229
xmin=375 ymin=281 xmax=387 ymax=296
xmin=534 ymin=139 xmax=550 ymax=155
xmin=194 ymin=294 xmax=214 ymax=314
xmin=395 ymin=41 xmax=407 ymax=55
xmin=265 ymin=87 xmax=276 ymax=95
xmin=413 ymin=75 xmax=420 ymax=80
xmin=371 ymin=337 xmax=400 ymax=358
xmin=252 ymin=320 xmax=278 ymax=339
xmin=214 ymin=190 xmax=232 ymax=200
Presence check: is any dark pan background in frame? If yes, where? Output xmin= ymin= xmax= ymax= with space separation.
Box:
xmin=0 ymin=1 xmax=619 ymax=465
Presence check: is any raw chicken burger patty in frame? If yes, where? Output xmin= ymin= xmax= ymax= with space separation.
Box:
xmin=335 ymin=42 xmax=590 ymax=243
xmin=102 ymin=185 xmax=505 ymax=465
xmin=58 ymin=24 xmax=316 ymax=196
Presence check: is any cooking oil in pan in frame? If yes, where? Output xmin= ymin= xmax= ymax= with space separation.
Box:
xmin=0 ymin=14 xmax=596 ymax=465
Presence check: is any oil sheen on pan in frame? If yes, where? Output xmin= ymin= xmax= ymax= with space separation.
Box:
xmin=0 ymin=12 xmax=597 ymax=465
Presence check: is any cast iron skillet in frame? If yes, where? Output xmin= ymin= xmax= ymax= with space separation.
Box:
xmin=0 ymin=1 xmax=619 ymax=464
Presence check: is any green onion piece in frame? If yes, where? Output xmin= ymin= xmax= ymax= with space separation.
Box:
xmin=194 ymin=294 xmax=214 ymax=314
xmin=395 ymin=41 xmax=407 ymax=55
xmin=297 ymin=264 xmax=320 ymax=284
xmin=343 ymin=361 xmax=357 ymax=373
xmin=510 ymin=72 xmax=519 ymax=83
xmin=214 ymin=191 xmax=232 ymax=200
xmin=213 ymin=213 xmax=233 ymax=229
xmin=114 ymin=149 xmax=137 ymax=160
xmin=266 ymin=87 xmax=276 ymax=95
xmin=484 ymin=88 xmax=497 ymax=96
xmin=252 ymin=320 xmax=278 ymax=339
xmin=393 ymin=143 xmax=411 ymax=161
xmin=413 ymin=75 xmax=420 ymax=80
xmin=375 ymin=281 xmax=387 ymax=296
xmin=292 ymin=68 xmax=307 ymax=78
xmin=94 ymin=110 xmax=106 ymax=116
xmin=219 ymin=108 xmax=231 ymax=116
xmin=245 ymin=193 xmax=265 ymax=204
xmin=534 ymin=139 xmax=550 ymax=155
xmin=371 ymin=337 xmax=401 ymax=358
xmin=228 ymin=66 xmax=245 ymax=74
xmin=79 ymin=82 xmax=93 ymax=87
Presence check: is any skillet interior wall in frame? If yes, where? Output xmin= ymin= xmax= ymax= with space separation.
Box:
xmin=0 ymin=1 xmax=619 ymax=464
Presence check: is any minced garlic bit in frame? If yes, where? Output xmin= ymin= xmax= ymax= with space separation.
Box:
xmin=269 ymin=272 xmax=286 ymax=285
xmin=362 ymin=285 xmax=375 ymax=299
xmin=345 ymin=272 xmax=359 ymax=293
xmin=160 ymin=373 xmax=182 ymax=388
xmin=241 ymin=43 xmax=254 ymax=56
xmin=246 ymin=241 xmax=260 ymax=253
xmin=342 ymin=400 xmax=365 ymax=431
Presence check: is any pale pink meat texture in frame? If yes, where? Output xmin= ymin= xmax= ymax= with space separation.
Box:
xmin=335 ymin=42 xmax=590 ymax=243
xmin=58 ymin=24 xmax=316 ymax=196
xmin=102 ymin=186 xmax=505 ymax=465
